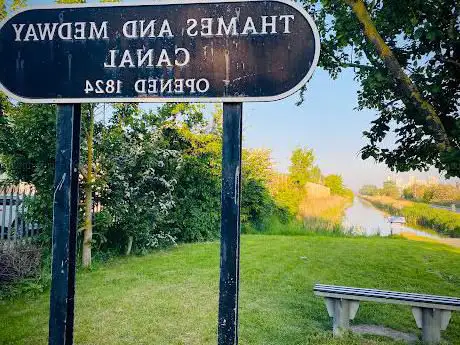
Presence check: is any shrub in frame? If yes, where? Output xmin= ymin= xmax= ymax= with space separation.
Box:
xmin=167 ymin=151 xmax=221 ymax=243
xmin=270 ymin=175 xmax=304 ymax=215
xmin=241 ymin=179 xmax=273 ymax=230
xmin=0 ymin=244 xmax=41 ymax=284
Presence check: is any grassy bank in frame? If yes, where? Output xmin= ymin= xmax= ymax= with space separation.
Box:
xmin=1 ymin=235 xmax=459 ymax=345
xmin=362 ymin=195 xmax=460 ymax=238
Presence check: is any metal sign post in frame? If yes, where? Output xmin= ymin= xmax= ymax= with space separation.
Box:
xmin=218 ymin=103 xmax=243 ymax=345
xmin=48 ymin=105 xmax=81 ymax=345
xmin=0 ymin=1 xmax=320 ymax=344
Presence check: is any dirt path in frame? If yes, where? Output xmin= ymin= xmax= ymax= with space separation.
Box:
xmin=400 ymin=232 xmax=460 ymax=249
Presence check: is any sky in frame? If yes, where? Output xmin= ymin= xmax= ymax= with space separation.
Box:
xmin=16 ymin=0 xmax=458 ymax=191
xmin=236 ymin=69 xmax=454 ymax=191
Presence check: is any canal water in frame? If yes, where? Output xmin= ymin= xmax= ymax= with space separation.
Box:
xmin=342 ymin=197 xmax=441 ymax=239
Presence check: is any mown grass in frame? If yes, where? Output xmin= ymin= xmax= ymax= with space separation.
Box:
xmin=362 ymin=196 xmax=460 ymax=237
xmin=0 ymin=235 xmax=459 ymax=345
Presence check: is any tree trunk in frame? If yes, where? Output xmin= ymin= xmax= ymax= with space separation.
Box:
xmin=126 ymin=236 xmax=133 ymax=256
xmin=343 ymin=0 xmax=450 ymax=150
xmin=82 ymin=105 xmax=95 ymax=268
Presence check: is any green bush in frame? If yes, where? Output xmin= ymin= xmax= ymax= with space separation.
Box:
xmin=168 ymin=154 xmax=221 ymax=243
xmin=158 ymin=116 xmax=222 ymax=243
xmin=402 ymin=204 xmax=460 ymax=237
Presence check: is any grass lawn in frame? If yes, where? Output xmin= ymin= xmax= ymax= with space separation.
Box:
xmin=0 ymin=235 xmax=459 ymax=345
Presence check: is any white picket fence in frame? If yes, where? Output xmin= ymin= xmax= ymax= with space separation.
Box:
xmin=0 ymin=183 xmax=40 ymax=248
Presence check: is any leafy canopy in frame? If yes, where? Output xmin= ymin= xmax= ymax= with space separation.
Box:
xmin=288 ymin=147 xmax=322 ymax=186
xmin=302 ymin=0 xmax=460 ymax=177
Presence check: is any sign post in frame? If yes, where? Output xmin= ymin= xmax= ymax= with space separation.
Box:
xmin=0 ymin=1 xmax=319 ymax=344
xmin=218 ymin=103 xmax=243 ymax=345
xmin=48 ymin=104 xmax=81 ymax=345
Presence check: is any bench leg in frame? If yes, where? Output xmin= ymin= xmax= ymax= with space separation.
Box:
xmin=412 ymin=307 xmax=452 ymax=344
xmin=324 ymin=298 xmax=360 ymax=336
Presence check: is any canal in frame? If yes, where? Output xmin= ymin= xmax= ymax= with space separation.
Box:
xmin=342 ymin=197 xmax=441 ymax=239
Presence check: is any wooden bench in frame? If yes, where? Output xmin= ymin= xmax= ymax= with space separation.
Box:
xmin=314 ymin=284 xmax=460 ymax=344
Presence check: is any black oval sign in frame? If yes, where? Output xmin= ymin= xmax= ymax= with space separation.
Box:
xmin=0 ymin=0 xmax=320 ymax=103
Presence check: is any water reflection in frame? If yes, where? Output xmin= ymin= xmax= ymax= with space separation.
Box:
xmin=343 ymin=197 xmax=441 ymax=239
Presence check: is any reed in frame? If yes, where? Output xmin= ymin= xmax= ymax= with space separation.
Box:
xmin=362 ymin=195 xmax=460 ymax=238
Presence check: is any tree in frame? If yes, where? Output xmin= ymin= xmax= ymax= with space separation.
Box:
xmin=81 ymin=104 xmax=96 ymax=267
xmin=0 ymin=104 xmax=57 ymax=238
xmin=242 ymin=148 xmax=274 ymax=183
xmin=403 ymin=183 xmax=428 ymax=201
xmin=57 ymin=0 xmax=97 ymax=269
xmin=156 ymin=104 xmax=222 ymax=243
xmin=324 ymin=174 xmax=344 ymax=195
xmin=10 ymin=0 xmax=26 ymax=11
xmin=288 ymin=147 xmax=322 ymax=186
xmin=56 ymin=0 xmax=120 ymax=267
xmin=270 ymin=174 xmax=304 ymax=215
xmin=0 ymin=0 xmax=6 ymax=20
xmin=241 ymin=149 xmax=281 ymax=231
xmin=359 ymin=184 xmax=379 ymax=196
xmin=303 ymin=0 xmax=460 ymax=177
xmin=382 ymin=180 xmax=400 ymax=198
xmin=402 ymin=187 xmax=415 ymax=200
xmin=422 ymin=188 xmax=435 ymax=203
xmin=430 ymin=184 xmax=460 ymax=203
xmin=97 ymin=109 xmax=180 ymax=254
xmin=403 ymin=183 xmax=460 ymax=203
xmin=0 ymin=1 xmax=13 ymax=119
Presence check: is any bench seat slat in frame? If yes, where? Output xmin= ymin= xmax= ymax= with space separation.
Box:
xmin=315 ymin=284 xmax=460 ymax=302
xmin=316 ymin=290 xmax=460 ymax=307
xmin=314 ymin=284 xmax=460 ymax=308
xmin=315 ymin=284 xmax=459 ymax=299
xmin=316 ymin=286 xmax=459 ymax=304
xmin=315 ymin=285 xmax=460 ymax=304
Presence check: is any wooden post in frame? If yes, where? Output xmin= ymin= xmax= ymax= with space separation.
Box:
xmin=218 ymin=103 xmax=243 ymax=345
xmin=48 ymin=104 xmax=81 ymax=345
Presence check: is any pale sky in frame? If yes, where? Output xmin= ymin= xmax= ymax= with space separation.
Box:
xmin=241 ymin=68 xmax=455 ymax=191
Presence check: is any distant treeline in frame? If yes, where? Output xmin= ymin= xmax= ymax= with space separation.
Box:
xmin=360 ymin=181 xmax=460 ymax=205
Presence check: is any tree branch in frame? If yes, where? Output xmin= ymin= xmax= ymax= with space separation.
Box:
xmin=384 ymin=99 xmax=400 ymax=108
xmin=340 ymin=61 xmax=374 ymax=70
xmin=343 ymin=0 xmax=452 ymax=151
xmin=329 ymin=52 xmax=374 ymax=70
xmin=439 ymin=57 xmax=460 ymax=69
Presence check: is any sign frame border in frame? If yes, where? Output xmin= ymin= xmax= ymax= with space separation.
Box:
xmin=0 ymin=0 xmax=320 ymax=103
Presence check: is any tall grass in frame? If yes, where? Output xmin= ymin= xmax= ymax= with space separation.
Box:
xmin=261 ymin=216 xmax=346 ymax=237
xmin=299 ymin=194 xmax=352 ymax=228
xmin=363 ymin=196 xmax=460 ymax=238
xmin=256 ymin=195 xmax=352 ymax=237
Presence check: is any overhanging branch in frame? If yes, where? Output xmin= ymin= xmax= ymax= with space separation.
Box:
xmin=343 ymin=0 xmax=453 ymax=151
